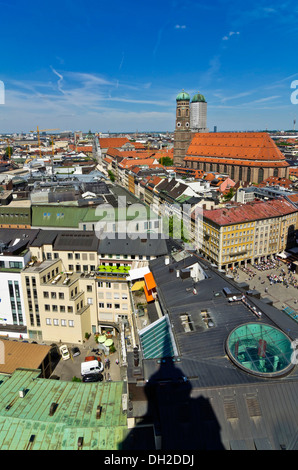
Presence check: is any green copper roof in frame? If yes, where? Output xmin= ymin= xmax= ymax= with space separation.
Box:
xmin=191 ymin=92 xmax=206 ymax=103
xmin=176 ymin=90 xmax=190 ymax=101
xmin=0 ymin=369 xmax=128 ymax=450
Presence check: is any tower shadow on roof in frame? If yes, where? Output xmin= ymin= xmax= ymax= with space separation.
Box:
xmin=121 ymin=357 xmax=225 ymax=450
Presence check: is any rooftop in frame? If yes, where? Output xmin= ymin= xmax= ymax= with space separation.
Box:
xmin=203 ymin=197 xmax=297 ymax=226
xmin=0 ymin=369 xmax=128 ymax=450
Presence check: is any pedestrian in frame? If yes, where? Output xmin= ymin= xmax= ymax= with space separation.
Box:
xmin=115 ymin=359 xmax=119 ymax=365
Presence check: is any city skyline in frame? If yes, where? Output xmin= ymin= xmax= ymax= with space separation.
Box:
xmin=0 ymin=0 xmax=298 ymax=133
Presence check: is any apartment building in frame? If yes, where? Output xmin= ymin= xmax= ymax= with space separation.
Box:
xmin=198 ymin=198 xmax=298 ymax=270
xmin=21 ymin=259 xmax=98 ymax=343
xmin=0 ymin=228 xmax=169 ymax=343
xmin=0 ymin=230 xmax=40 ymax=338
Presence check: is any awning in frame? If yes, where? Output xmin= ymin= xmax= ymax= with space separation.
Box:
xmin=144 ymin=282 xmax=154 ymax=302
xmin=131 ymin=280 xmax=145 ymax=291
xmin=144 ymin=272 xmax=156 ymax=291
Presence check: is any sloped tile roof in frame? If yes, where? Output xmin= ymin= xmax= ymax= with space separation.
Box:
xmin=203 ymin=198 xmax=297 ymax=226
xmin=185 ymin=132 xmax=289 ymax=168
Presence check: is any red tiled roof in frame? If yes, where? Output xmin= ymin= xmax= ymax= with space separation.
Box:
xmin=203 ymin=198 xmax=297 ymax=226
xmin=106 ymin=147 xmax=123 ymax=158
xmin=99 ymin=137 xmax=130 ymax=148
xmin=185 ymin=132 xmax=289 ymax=167
xmin=118 ymin=158 xmax=159 ymax=168
xmin=258 ymin=176 xmax=293 ymax=188
xmin=69 ymin=145 xmax=93 ymax=152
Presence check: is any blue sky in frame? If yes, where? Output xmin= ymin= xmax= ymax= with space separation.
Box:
xmin=0 ymin=0 xmax=298 ymax=133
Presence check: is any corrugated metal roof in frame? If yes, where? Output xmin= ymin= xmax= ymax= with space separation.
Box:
xmin=0 ymin=369 xmax=128 ymax=450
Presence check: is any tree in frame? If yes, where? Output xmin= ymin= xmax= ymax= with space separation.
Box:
xmin=108 ymin=170 xmax=115 ymax=182
xmin=159 ymin=156 xmax=173 ymax=166
xmin=168 ymin=215 xmax=189 ymax=242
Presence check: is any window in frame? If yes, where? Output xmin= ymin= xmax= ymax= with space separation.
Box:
xmin=106 ymin=282 xmax=111 ymax=288
xmin=45 ymin=304 xmax=50 ymax=311
xmin=68 ymin=253 xmax=73 ymax=260
xmin=61 ymin=319 xmax=67 ymax=327
xmin=75 ymin=253 xmax=80 ymax=260
xmin=46 ymin=318 xmax=51 ymax=325
xmin=14 ymin=282 xmax=20 ymax=298
xmin=68 ymin=320 xmax=74 ymax=327
xmin=115 ymin=303 xmax=120 ymax=309
xmin=60 ymin=305 xmax=65 ymax=312
xmin=68 ymin=306 xmax=73 ymax=313
xmin=107 ymin=303 xmax=112 ymax=308
xmin=53 ymin=319 xmax=59 ymax=326
xmin=87 ymin=285 xmax=92 ymax=292
xmin=99 ymin=303 xmax=104 ymax=308
xmin=59 ymin=293 xmax=64 ymax=300
xmin=87 ymin=298 xmax=93 ymax=305
xmin=52 ymin=305 xmax=58 ymax=312
xmin=51 ymin=292 xmax=56 ymax=299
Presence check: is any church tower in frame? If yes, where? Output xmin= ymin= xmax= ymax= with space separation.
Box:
xmin=173 ymin=90 xmax=192 ymax=167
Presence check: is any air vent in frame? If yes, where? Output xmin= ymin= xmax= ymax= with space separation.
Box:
xmin=223 ymin=397 xmax=239 ymax=420
xmin=49 ymin=402 xmax=58 ymax=416
xmin=246 ymin=395 xmax=262 ymax=417
xmin=96 ymin=405 xmax=102 ymax=419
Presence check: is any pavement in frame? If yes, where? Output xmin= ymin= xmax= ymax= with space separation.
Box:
xmin=51 ymin=334 xmax=122 ymax=382
xmin=233 ymin=261 xmax=298 ymax=313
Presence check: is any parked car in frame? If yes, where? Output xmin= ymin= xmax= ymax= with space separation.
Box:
xmin=85 ymin=355 xmax=96 ymax=362
xmin=59 ymin=344 xmax=70 ymax=360
xmin=71 ymin=347 xmax=81 ymax=357
xmin=83 ymin=373 xmax=103 ymax=383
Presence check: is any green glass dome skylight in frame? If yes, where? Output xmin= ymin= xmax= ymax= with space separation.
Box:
xmin=226 ymin=323 xmax=294 ymax=378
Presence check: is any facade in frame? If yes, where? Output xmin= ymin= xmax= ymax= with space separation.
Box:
xmin=173 ymin=91 xmax=192 ymax=167
xmin=0 ymin=228 xmax=169 ymax=343
xmin=197 ymin=198 xmax=298 ymax=270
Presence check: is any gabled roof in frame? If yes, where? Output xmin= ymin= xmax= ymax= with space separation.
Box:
xmin=99 ymin=137 xmax=130 ymax=149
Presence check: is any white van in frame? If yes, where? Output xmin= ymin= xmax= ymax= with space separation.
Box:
xmin=81 ymin=360 xmax=103 ymax=376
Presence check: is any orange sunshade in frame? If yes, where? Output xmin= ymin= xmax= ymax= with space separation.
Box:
xmin=144 ymin=272 xmax=156 ymax=291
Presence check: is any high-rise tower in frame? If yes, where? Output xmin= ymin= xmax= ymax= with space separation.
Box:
xmin=173 ymin=90 xmax=192 ymax=167
xmin=190 ymin=92 xmax=208 ymax=132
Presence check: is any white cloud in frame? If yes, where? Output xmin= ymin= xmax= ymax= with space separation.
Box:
xmin=175 ymin=24 xmax=186 ymax=29
xmin=222 ymin=31 xmax=240 ymax=40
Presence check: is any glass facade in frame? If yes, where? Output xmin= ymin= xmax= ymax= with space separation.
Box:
xmin=226 ymin=323 xmax=294 ymax=377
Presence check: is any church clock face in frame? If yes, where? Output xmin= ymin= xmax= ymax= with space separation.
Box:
xmin=177 ymin=122 xmax=181 ymax=128
xmin=185 ymin=122 xmax=189 ymax=128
